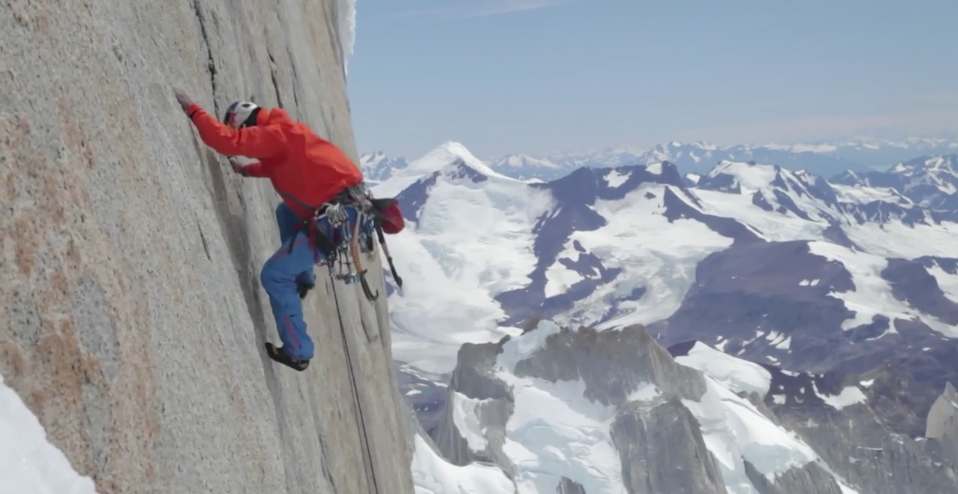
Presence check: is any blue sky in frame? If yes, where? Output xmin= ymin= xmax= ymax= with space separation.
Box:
xmin=345 ymin=0 xmax=958 ymax=160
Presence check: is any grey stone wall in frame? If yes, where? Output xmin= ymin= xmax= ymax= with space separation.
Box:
xmin=1 ymin=1 xmax=414 ymax=493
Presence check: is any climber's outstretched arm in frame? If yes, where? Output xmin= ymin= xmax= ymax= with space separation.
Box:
xmin=173 ymin=87 xmax=286 ymax=160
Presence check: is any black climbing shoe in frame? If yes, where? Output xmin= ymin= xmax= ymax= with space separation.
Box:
xmin=297 ymin=281 xmax=315 ymax=299
xmin=265 ymin=342 xmax=310 ymax=371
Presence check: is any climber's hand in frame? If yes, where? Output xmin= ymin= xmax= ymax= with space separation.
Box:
xmin=228 ymin=157 xmax=249 ymax=176
xmin=173 ymin=87 xmax=194 ymax=112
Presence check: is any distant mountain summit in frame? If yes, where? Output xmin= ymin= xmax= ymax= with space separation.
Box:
xmin=361 ymin=137 xmax=958 ymax=182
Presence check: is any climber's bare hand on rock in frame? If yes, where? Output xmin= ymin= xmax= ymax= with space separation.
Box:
xmin=229 ymin=157 xmax=249 ymax=176
xmin=173 ymin=87 xmax=194 ymax=112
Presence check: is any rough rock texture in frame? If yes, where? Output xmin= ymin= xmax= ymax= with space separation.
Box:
xmin=743 ymin=460 xmax=842 ymax=494
xmin=555 ymin=477 xmax=587 ymax=494
xmin=429 ymin=324 xmax=730 ymax=493
xmin=2 ymin=1 xmax=414 ymax=493
xmin=762 ymin=366 xmax=958 ymax=494
xmin=431 ymin=341 xmax=516 ymax=473
xmin=925 ymin=382 xmax=958 ymax=465
xmin=611 ymin=397 xmax=727 ymax=494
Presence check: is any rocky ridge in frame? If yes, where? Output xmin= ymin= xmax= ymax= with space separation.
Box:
xmin=425 ymin=320 xmax=957 ymax=494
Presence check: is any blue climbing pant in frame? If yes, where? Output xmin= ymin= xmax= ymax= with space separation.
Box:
xmin=259 ymin=202 xmax=374 ymax=361
xmin=274 ymin=202 xmax=316 ymax=287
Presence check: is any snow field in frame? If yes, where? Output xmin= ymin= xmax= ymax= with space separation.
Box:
xmin=927 ymin=261 xmax=958 ymax=303
xmin=494 ymin=321 xmax=628 ymax=494
xmin=450 ymin=391 xmax=491 ymax=452
xmin=380 ymin=157 xmax=551 ymax=373
xmin=674 ymin=345 xmax=834 ymax=493
xmin=410 ymin=434 xmax=515 ymax=494
xmin=807 ymin=240 xmax=958 ymax=338
xmin=674 ymin=342 xmax=772 ymax=397
xmin=566 ymin=184 xmax=732 ymax=330
xmin=0 ymin=372 xmax=100 ymax=494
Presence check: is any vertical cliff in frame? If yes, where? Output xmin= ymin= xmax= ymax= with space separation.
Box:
xmin=2 ymin=1 xmax=415 ymax=493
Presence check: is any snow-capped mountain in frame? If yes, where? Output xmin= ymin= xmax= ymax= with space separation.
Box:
xmin=411 ymin=320 xmax=958 ymax=494
xmin=373 ymin=143 xmax=958 ymax=373
xmin=360 ymin=137 xmax=958 ymax=183
xmin=831 ymin=155 xmax=958 ymax=211
xmin=382 ymin=142 xmax=958 ymax=493
xmin=359 ymin=150 xmax=410 ymax=184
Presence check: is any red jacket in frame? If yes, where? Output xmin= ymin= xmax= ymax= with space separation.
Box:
xmin=187 ymin=103 xmax=363 ymax=220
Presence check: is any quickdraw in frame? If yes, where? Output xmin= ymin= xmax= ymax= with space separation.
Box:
xmin=287 ymin=182 xmax=402 ymax=302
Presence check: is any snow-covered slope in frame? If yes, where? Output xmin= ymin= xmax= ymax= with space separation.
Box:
xmin=360 ymin=151 xmax=411 ymax=184
xmin=414 ymin=321 xmax=956 ymax=494
xmin=1 ymin=372 xmax=100 ymax=494
xmin=832 ymin=154 xmax=958 ymax=211
xmin=376 ymin=151 xmax=958 ymax=376
xmin=362 ymin=138 xmax=958 ymax=183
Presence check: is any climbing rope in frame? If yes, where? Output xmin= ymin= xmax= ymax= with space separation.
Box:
xmin=328 ymin=264 xmax=381 ymax=494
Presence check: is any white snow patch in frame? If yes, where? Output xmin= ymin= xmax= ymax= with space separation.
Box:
xmin=628 ymin=382 xmax=662 ymax=402
xmin=675 ymin=342 xmax=772 ymax=397
xmin=706 ymin=161 xmax=778 ymax=192
xmin=337 ymin=0 xmax=357 ymax=73
xmin=498 ymin=320 xmax=562 ymax=371
xmin=604 ymin=169 xmax=631 ymax=188
xmin=377 ymin=162 xmax=554 ymax=374
xmin=926 ymin=261 xmax=958 ymax=303
xmin=494 ymin=326 xmax=627 ymax=493
xmin=695 ymin=188 xmax=829 ymax=242
xmin=375 ymin=141 xmax=520 ymax=197
xmin=0 ymin=372 xmax=101 ymax=494
xmin=544 ymin=246 xmax=590 ymax=298
xmin=582 ymin=185 xmax=733 ymax=330
xmin=765 ymin=331 xmax=792 ymax=350
xmin=831 ymin=183 xmax=910 ymax=205
xmin=682 ymin=375 xmax=820 ymax=493
xmin=451 ymin=391 xmax=492 ymax=452
xmin=807 ymin=240 xmax=958 ymax=338
xmin=812 ymin=382 xmax=867 ymax=410
xmin=645 ymin=162 xmax=663 ymax=175
xmin=842 ymin=219 xmax=958 ymax=259
xmin=410 ymin=434 xmax=514 ymax=494
xmin=860 ymin=379 xmax=875 ymax=388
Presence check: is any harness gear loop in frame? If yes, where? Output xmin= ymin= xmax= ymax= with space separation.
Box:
xmin=281 ymin=181 xmax=400 ymax=302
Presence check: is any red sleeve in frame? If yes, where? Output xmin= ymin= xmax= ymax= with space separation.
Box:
xmin=241 ymin=161 xmax=269 ymax=177
xmin=187 ymin=103 xmax=287 ymax=159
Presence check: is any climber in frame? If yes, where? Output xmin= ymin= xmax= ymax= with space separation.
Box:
xmin=172 ymin=87 xmax=405 ymax=372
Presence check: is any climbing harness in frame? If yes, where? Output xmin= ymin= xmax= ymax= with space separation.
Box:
xmin=284 ymin=182 xmax=404 ymax=301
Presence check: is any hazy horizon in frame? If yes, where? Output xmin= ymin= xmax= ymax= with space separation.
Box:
xmin=347 ymin=0 xmax=958 ymax=159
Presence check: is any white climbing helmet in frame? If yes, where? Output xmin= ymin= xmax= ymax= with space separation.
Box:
xmin=222 ymin=100 xmax=260 ymax=129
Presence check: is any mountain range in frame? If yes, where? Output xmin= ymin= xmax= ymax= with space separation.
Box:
xmin=361 ymin=137 xmax=958 ymax=182
xmin=366 ymin=141 xmax=958 ymax=493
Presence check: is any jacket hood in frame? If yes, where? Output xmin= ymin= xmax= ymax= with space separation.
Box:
xmin=257 ymin=107 xmax=293 ymax=126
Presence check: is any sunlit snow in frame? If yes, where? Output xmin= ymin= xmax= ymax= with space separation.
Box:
xmin=411 ymin=434 xmax=515 ymax=494
xmin=674 ymin=342 xmax=772 ymax=396
xmin=808 ymin=241 xmax=958 ymax=338
xmin=0 ymin=372 xmax=100 ymax=494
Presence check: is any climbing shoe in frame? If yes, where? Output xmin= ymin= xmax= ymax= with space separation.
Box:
xmin=265 ymin=342 xmax=310 ymax=372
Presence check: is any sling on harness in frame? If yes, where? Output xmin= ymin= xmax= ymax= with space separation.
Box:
xmin=283 ymin=182 xmax=405 ymax=301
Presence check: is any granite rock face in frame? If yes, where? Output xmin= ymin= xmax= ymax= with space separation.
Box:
xmin=429 ymin=323 xmax=729 ymax=493
xmin=2 ymin=1 xmax=413 ymax=493
xmin=743 ymin=357 xmax=958 ymax=494
xmin=925 ymin=381 xmax=958 ymax=469
xmin=429 ymin=322 xmax=958 ymax=493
